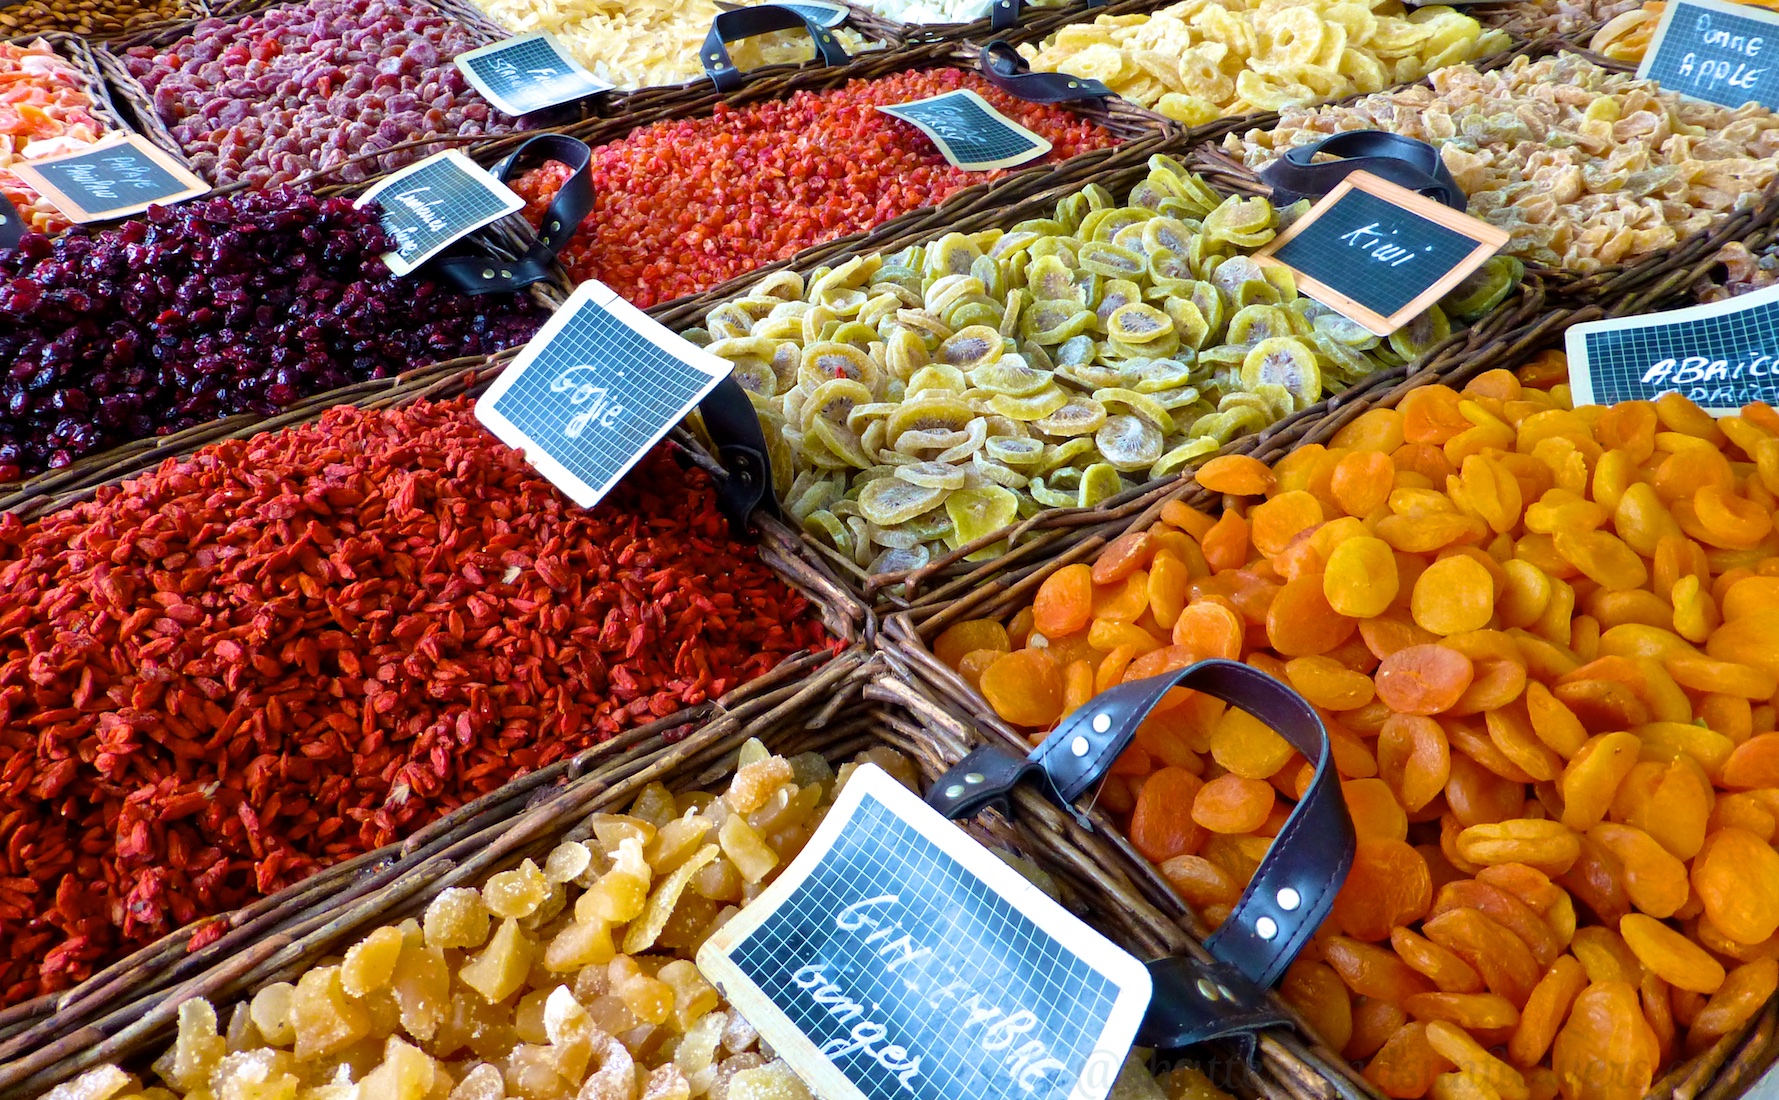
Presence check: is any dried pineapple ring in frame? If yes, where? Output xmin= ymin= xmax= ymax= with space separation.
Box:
xmin=801 ymin=378 xmax=875 ymax=431
xmin=1261 ymin=5 xmax=1326 ymax=65
xmin=935 ymin=417 xmax=991 ymax=463
xmin=1033 ymin=396 xmax=1111 ymax=437
xmin=1094 ymin=388 xmax=1177 ymax=433
xmin=989 ymin=386 xmax=1071 ymax=422
xmin=884 ymin=398 xmax=975 ymax=447
xmin=895 ymin=462 xmax=968 ymax=490
xmin=1079 ymin=462 xmax=1125 ymax=506
xmin=1226 ymin=304 xmax=1295 ymax=347
xmin=986 ymin=437 xmax=1045 ymax=468
xmin=1096 ymin=414 xmax=1166 ymax=471
xmin=1108 ymin=303 xmax=1176 ymax=345
xmin=1078 ymin=241 xmax=1147 ymax=278
xmin=859 ymin=478 xmax=951 ymax=526
xmin=937 ymin=325 xmax=1005 ymax=370
xmin=1338 ymin=47 xmax=1387 ymax=93
xmin=1151 ymin=437 xmax=1221 ymax=479
xmin=945 ymin=486 xmax=1020 ymax=552
xmin=969 ymin=357 xmax=1053 ymax=397
xmin=1240 ymin=337 xmax=1323 ymax=409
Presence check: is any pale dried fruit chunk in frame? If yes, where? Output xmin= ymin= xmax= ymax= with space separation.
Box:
xmin=729 ymin=1060 xmax=812 ymax=1100
xmin=289 ymin=967 xmax=369 ymax=1061
xmin=458 ymin=919 xmax=535 ymax=1004
xmin=341 ymin=926 xmax=404 ymax=998
xmin=625 ymin=844 xmax=722 ymax=954
xmin=424 ymin=888 xmax=492 ymax=950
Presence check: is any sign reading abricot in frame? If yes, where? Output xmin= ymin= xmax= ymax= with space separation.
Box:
xmin=475 ymin=281 xmax=734 ymax=509
xmin=877 ymin=89 xmax=1052 ymax=170
xmin=11 ymin=133 xmax=208 ymax=222
xmin=1256 ymin=169 xmax=1507 ymax=336
xmin=454 ymin=32 xmax=613 ymax=118
xmin=1565 ymin=281 xmax=1779 ymax=414
xmin=1637 ymin=0 xmax=1779 ymax=110
xmin=354 ymin=150 xmax=524 ymax=277
xmin=699 ymin=765 xmax=1153 ymax=1100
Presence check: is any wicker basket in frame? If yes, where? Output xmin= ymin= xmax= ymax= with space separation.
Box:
xmin=0 ymin=352 xmax=876 ymax=1078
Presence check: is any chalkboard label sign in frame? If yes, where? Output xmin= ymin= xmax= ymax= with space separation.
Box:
xmin=1255 ymin=169 xmax=1507 ymax=336
xmin=1565 ymin=281 xmax=1779 ymax=414
xmin=878 ymin=89 xmax=1052 ymax=170
xmin=476 ymin=281 xmax=734 ymax=508
xmin=454 ymin=32 xmax=613 ymax=117
xmin=354 ymin=150 xmax=524 ymax=276
xmin=11 ymin=133 xmax=208 ymax=223
xmin=699 ymin=765 xmax=1152 ymax=1100
xmin=1636 ymin=0 xmax=1779 ymax=110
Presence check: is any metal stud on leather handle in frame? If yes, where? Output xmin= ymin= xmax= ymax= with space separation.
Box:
xmin=427 ymin=134 xmax=594 ymax=296
xmin=928 ymin=659 xmax=1357 ymax=1051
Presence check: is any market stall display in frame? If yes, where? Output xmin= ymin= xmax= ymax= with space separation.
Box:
xmin=0 ymin=187 xmax=546 ymax=477
xmin=0 ymin=37 xmax=124 ymax=236
xmin=926 ymin=373 xmax=1779 ymax=1098
xmin=0 ymin=398 xmax=830 ymax=1005
xmin=1224 ymin=53 xmax=1779 ymax=273
xmin=507 ymin=67 xmax=1121 ymax=309
xmin=0 ymin=0 xmax=200 ymax=42
xmin=114 ymin=0 xmax=517 ymax=188
xmin=1476 ymin=0 xmax=1643 ymax=42
xmin=1015 ymin=1 xmax=1512 ymax=125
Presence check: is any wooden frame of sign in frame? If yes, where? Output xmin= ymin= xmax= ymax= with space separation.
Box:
xmin=1254 ymin=170 xmax=1508 ymax=336
xmin=11 ymin=132 xmax=208 ymax=223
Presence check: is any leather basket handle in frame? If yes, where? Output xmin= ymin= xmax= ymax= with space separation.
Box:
xmin=704 ymin=5 xmax=849 ymax=92
xmin=1259 ymin=130 xmax=1466 ymax=211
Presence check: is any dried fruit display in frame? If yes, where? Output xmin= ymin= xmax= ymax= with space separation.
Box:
xmin=935 ymin=369 xmax=1779 ymax=1096
xmin=0 ymin=188 xmax=543 ymax=478
xmin=508 ymin=68 xmax=1117 ymax=309
xmin=40 ymin=740 xmax=1213 ymax=1100
xmin=0 ymin=0 xmax=197 ymax=38
xmin=1477 ymin=0 xmax=1641 ymax=41
xmin=854 ymin=0 xmax=1063 ymax=22
xmin=1225 ymin=53 xmax=1779 ymax=272
xmin=0 ymin=400 xmax=829 ymax=1005
xmin=683 ymin=157 xmax=1521 ymax=575
xmin=1017 ymin=0 xmax=1509 ymax=126
xmin=464 ymin=0 xmax=886 ymax=89
xmin=1590 ymin=0 xmax=1779 ymax=61
xmin=121 ymin=0 xmax=514 ymax=188
xmin=0 ymin=39 xmax=118 ymax=236
xmin=1692 ymin=240 xmax=1779 ymax=302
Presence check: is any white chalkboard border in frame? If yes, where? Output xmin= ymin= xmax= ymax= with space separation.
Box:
xmin=1255 ymin=170 xmax=1509 ymax=336
xmin=354 ymin=150 xmax=524 ymax=276
xmin=698 ymin=764 xmax=1154 ymax=1100
xmin=474 ymin=280 xmax=733 ymax=508
xmin=1564 ymin=279 xmax=1779 ymax=413
xmin=877 ymin=89 xmax=1053 ymax=172
xmin=12 ymin=133 xmax=209 ymax=223
xmin=453 ymin=32 xmax=613 ymax=118
xmin=1634 ymin=0 xmax=1779 ymax=107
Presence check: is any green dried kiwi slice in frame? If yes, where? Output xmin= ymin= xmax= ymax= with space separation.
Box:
xmin=1081 ymin=206 xmax=1152 ymax=243
xmin=1095 ymin=280 xmax=1143 ymax=327
xmin=829 ymin=320 xmax=879 ymax=351
xmin=1124 ymin=358 xmax=1196 ymax=393
xmin=1232 ymin=278 xmax=1283 ymax=308
xmin=945 ymin=486 xmax=1020 ymax=554
xmin=988 ymin=385 xmax=1070 ymax=422
xmin=844 ymin=401 xmax=898 ymax=434
xmin=1148 ymin=385 xmax=1204 ymax=411
xmin=1107 ymin=303 xmax=1176 ymax=345
xmin=884 ymin=328 xmax=931 ymax=381
xmin=1014 ymin=217 xmax=1068 ymax=239
xmin=1313 ymin=311 xmax=1381 ymax=349
xmin=1388 ymin=305 xmax=1452 ymax=362
xmin=873 ymin=267 xmax=922 ymax=297
xmin=895 ymin=461 xmax=969 ymax=490
xmin=1081 ymin=183 xmax=1116 ymax=213
xmin=1144 ymin=217 xmax=1198 ymax=258
xmin=1225 ymin=304 xmax=1295 ymax=349
xmin=1148 ymin=247 xmax=1195 ymax=286
xmin=1156 ymin=198 xmax=1205 ymax=223
xmin=901 ymin=505 xmax=955 ymax=544
xmin=1441 ymin=255 xmax=1523 ymax=321
xmin=1056 ymin=361 xmax=1125 ymax=392
xmin=1127 ymin=177 xmax=1169 ymax=212
xmin=858 ymin=292 xmax=904 ymax=331
xmin=1054 ymin=333 xmax=1097 ymax=368
xmin=1096 ymin=414 xmax=1165 ymax=471
xmin=936 ymin=325 xmax=1005 ymax=370
xmin=885 ymin=396 xmax=975 ymax=448
xmin=1094 ymin=387 xmax=1176 ymax=434
xmin=1032 ymin=395 xmax=1109 ymax=437
xmin=970 ymin=228 xmax=1004 ymax=253
xmin=1028 ymin=476 xmax=1076 ymax=508
xmin=1283 ymin=303 xmax=1316 ymax=339
xmin=1197 ymin=343 xmax=1250 ymax=368
xmin=1241 ymin=337 xmax=1323 ymax=409
xmin=1021 ymin=341 xmax=1056 ymax=371
xmin=1078 ymin=241 xmax=1146 ymax=278
xmin=936 ymin=416 xmax=990 ymax=463
xmin=1074 ymin=270 xmax=1104 ymax=311
xmin=868 ymin=518 xmax=923 ymax=550
xmin=1021 ymin=304 xmax=1096 ymax=346
xmin=1262 ymin=264 xmax=1296 ymax=302
xmin=803 ymin=510 xmax=854 ymax=555
xmin=706 ymin=335 xmax=778 ymax=362
xmin=926 ymin=274 xmax=986 ymax=316
xmin=1186 ymin=234 xmax=1227 ymax=280
xmin=926 ymin=233 xmax=984 ymax=279
xmin=859 ymin=478 xmax=952 ymax=526
xmin=1026 ymin=255 xmax=1080 ymax=303
xmin=1055 ymin=191 xmax=1091 ymax=231
xmin=859 ymin=417 xmax=887 ymax=462
xmin=787 ymin=475 xmax=842 ymax=523
xmin=1163 ymin=297 xmax=1212 ymax=352
xmin=819 ymin=286 xmax=869 ymax=317
xmin=767 ymin=300 xmax=813 ymax=324
xmin=1150 ymin=437 xmax=1220 ymax=480
xmin=1145 ymin=156 xmax=1189 ymax=197
xmin=1202 ymin=196 xmax=1276 ymax=247
xmin=728 ymin=356 xmax=778 ymax=397
xmin=907 ymin=363 xmax=969 ymax=397
xmin=1079 ymin=462 xmax=1125 ymax=507
xmin=1028 ymin=236 xmax=1080 ymax=268
xmin=1047 ymin=464 xmax=1084 ymax=490
xmin=1188 ymin=406 xmax=1264 ymax=445
xmin=1210 ymin=256 xmax=1267 ymax=299
xmin=945 ymin=298 xmax=1004 ymax=333
xmin=812 ymin=255 xmax=878 ymax=296
xmin=752 ymin=269 xmax=806 ymax=300
xmin=998 ymin=289 xmax=1027 ymax=340
xmin=991 ymin=230 xmax=1044 ymax=259
xmin=1185 ymin=281 xmax=1225 ymax=340
xmin=1109 ymin=330 xmax=1181 ymax=362
xmin=971 ymin=254 xmax=1007 ymax=300
xmin=1311 ymin=330 xmax=1380 ymax=379
xmin=1036 ymin=437 xmax=1097 ymax=475
xmin=680 ymin=327 xmax=713 ymax=347
xmin=969 ymin=355 xmax=1052 ymax=397
xmin=798 ymin=341 xmax=883 ymax=390
xmin=895 ymin=309 xmax=953 ymax=342
xmin=972 ymin=451 xmax=1029 ymax=489
xmin=868 ymin=544 xmax=930 ymax=575
xmin=1112 ymin=221 xmax=1151 ymax=258
xmin=986 ymin=436 xmax=1045 ymax=468
xmin=808 ymin=417 xmax=873 ymax=468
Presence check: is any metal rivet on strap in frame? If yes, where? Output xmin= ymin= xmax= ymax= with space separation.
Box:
xmin=1277 ymin=887 xmax=1301 ymax=911
xmin=965 ymin=772 xmax=985 ymax=785
xmin=945 ymin=784 xmax=965 ymax=799
xmin=1196 ymin=978 xmax=1219 ymax=1001
xmin=1255 ymin=916 xmax=1279 ymax=940
xmin=1217 ymin=984 xmax=1236 ymax=1001
xmin=501 ymin=270 xmax=513 ymax=279
xmin=481 ymin=269 xmax=495 ymax=279
xmin=1070 ymin=736 xmax=1090 ymax=757
xmin=550 ymin=220 xmax=561 ymax=232
xmin=1091 ymin=712 xmax=1111 ymax=734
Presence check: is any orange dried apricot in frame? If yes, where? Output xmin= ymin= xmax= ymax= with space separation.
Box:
xmin=1508 ymin=956 xmax=1588 ymax=1069
xmin=1393 ymin=927 xmax=1485 ymax=994
xmin=1366 ymin=1022 xmax=1453 ymax=1099
xmin=1334 ymin=839 xmax=1433 ymax=941
xmin=1191 ymin=773 xmax=1275 ymax=834
xmin=1377 ymin=645 xmax=1476 ymax=715
xmin=956 ymin=648 xmax=1003 ymax=691
xmin=1692 ymin=826 xmax=1779 ymax=945
xmin=934 ymin=618 xmax=1011 ymax=670
xmin=1412 ymin=555 xmax=1497 ymax=636
xmin=1379 ymin=714 xmax=1453 ymax=812
xmin=1267 ymin=574 xmax=1357 ymax=656
xmin=1201 ymin=508 xmax=1251 ymax=572
xmin=1129 ymin=767 xmax=1206 ymax=864
xmin=1423 ymin=907 xmax=1542 ymax=1007
xmin=1351 ymin=998 xmax=1411 ymax=1060
xmin=1687 ymin=957 xmax=1779 ymax=1048
xmin=1333 ymin=450 xmax=1398 ymax=518
xmin=1092 ymin=530 xmax=1154 ymax=585
xmin=979 ymin=649 xmax=1064 ymax=728
xmin=1195 ymin=454 xmax=1277 ymax=497
xmin=1173 ymin=598 xmax=1246 ymax=660
xmin=1586 ymin=823 xmax=1690 ymax=919
xmin=1033 ymin=563 xmax=1094 ymax=638
xmin=1619 ymin=914 xmax=1724 ymax=994
xmin=1551 ymin=981 xmax=1659 ymax=1100
xmin=1286 ymin=655 xmax=1376 ymax=710
xmin=1158 ymin=853 xmax=1240 ymax=909
xmin=1325 ymin=535 xmax=1402 ymax=619
xmin=1282 ymin=958 xmax=1355 ymax=1051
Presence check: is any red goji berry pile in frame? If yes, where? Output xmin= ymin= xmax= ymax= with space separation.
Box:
xmin=509 ymin=68 xmax=1118 ymax=308
xmin=0 ymin=398 xmax=829 ymax=1005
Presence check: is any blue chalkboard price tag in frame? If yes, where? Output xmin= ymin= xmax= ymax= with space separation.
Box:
xmin=1255 ymin=169 xmax=1507 ymax=336
xmin=1637 ymin=0 xmax=1779 ymax=109
xmin=877 ymin=89 xmax=1052 ymax=170
xmin=11 ymin=133 xmax=208 ymax=223
xmin=698 ymin=764 xmax=1153 ymax=1100
xmin=476 ymin=281 xmax=734 ymax=508
xmin=454 ymin=32 xmax=613 ymax=117
xmin=354 ymin=150 xmax=524 ymax=277
xmin=1565 ymin=282 xmax=1779 ymax=414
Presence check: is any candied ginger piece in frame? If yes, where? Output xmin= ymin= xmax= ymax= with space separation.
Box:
xmin=459 ymin=919 xmax=536 ymax=1004
xmin=728 ymin=1061 xmax=810 ymax=1100
xmin=42 ymin=1066 xmax=134 ymax=1100
xmin=358 ymin=1037 xmax=437 ymax=1100
xmin=249 ymin=984 xmax=296 ymax=1048
xmin=342 ymin=926 xmax=405 ymax=997
xmin=154 ymin=999 xmax=227 ymax=1091
xmin=446 ymin=1063 xmax=505 ymax=1100
xmin=542 ymin=842 xmax=593 ymax=885
xmin=483 ymin=860 xmax=548 ymax=920
xmin=726 ymin=756 xmax=794 ymax=814
xmin=424 ymin=888 xmax=492 ymax=950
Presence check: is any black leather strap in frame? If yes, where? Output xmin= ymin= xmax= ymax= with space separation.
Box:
xmin=990 ymin=0 xmax=1109 ymax=29
xmin=0 ymin=195 xmax=22 ymax=251
xmin=1260 ymin=130 xmax=1466 ymax=211
xmin=698 ymin=374 xmax=780 ymax=528
xmin=428 ymin=134 xmax=593 ymax=296
xmin=928 ymin=658 xmax=1356 ymax=1047
xmin=704 ymin=5 xmax=849 ymax=92
xmin=978 ymin=39 xmax=1115 ymax=102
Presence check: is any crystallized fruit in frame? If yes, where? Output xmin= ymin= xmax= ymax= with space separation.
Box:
xmin=0 ymin=40 xmax=117 ymax=236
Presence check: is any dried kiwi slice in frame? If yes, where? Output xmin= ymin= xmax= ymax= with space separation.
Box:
xmin=895 ymin=461 xmax=968 ymax=490
xmin=969 ymin=356 xmax=1052 ymax=397
xmin=1095 ymin=415 xmax=1165 ymax=471
xmin=936 ymin=325 xmax=1005 ymax=369
xmin=1032 ymin=396 xmax=1109 ymax=438
xmin=1078 ymin=241 xmax=1146 ymax=278
xmin=1108 ymin=303 xmax=1175 ymax=345
xmin=985 ymin=436 xmax=1045 ymax=468
xmin=859 ymin=478 xmax=951 ymax=526
xmin=1078 ymin=462 xmax=1125 ymax=507
xmin=1388 ymin=305 xmax=1452 ymax=362
xmin=1240 ymin=337 xmax=1323 ymax=409
xmin=945 ymin=486 xmax=1020 ymax=553
xmin=988 ymin=386 xmax=1071 ymax=422
xmin=1441 ymin=255 xmax=1524 ymax=321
